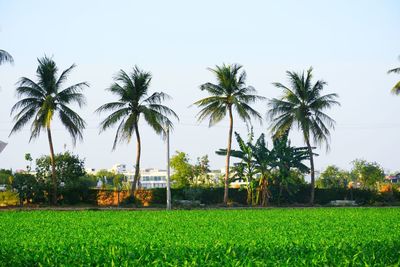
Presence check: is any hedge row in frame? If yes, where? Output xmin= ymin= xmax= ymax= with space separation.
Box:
xmin=5 ymin=185 xmax=399 ymax=206
xmin=91 ymin=185 xmax=400 ymax=206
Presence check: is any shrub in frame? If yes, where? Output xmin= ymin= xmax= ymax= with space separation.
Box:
xmin=0 ymin=191 xmax=19 ymax=206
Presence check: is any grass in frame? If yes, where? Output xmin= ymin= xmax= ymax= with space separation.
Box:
xmin=0 ymin=208 xmax=399 ymax=266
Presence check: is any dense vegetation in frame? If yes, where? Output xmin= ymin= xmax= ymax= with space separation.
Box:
xmin=0 ymin=208 xmax=399 ymax=266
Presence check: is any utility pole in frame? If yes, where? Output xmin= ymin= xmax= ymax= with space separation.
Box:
xmin=166 ymin=127 xmax=172 ymax=210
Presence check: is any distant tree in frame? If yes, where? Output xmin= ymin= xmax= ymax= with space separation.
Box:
xmin=351 ymin=159 xmax=385 ymax=190
xmin=0 ymin=169 xmax=13 ymax=187
xmin=194 ymin=63 xmax=265 ymax=205
xmin=316 ymin=165 xmax=351 ymax=189
xmin=170 ymin=151 xmax=194 ymax=188
xmin=388 ymin=56 xmax=400 ymax=95
xmin=9 ymin=56 xmax=88 ymax=205
xmin=35 ymin=152 xmax=88 ymax=204
xmin=193 ymin=155 xmax=213 ymax=187
xmin=96 ymin=66 xmax=178 ymax=194
xmin=36 ymin=152 xmax=86 ymax=189
xmin=12 ymin=173 xmax=43 ymax=205
xmin=25 ymin=153 xmax=33 ymax=172
xmin=268 ymin=67 xmax=340 ymax=204
xmin=0 ymin=49 xmax=13 ymax=65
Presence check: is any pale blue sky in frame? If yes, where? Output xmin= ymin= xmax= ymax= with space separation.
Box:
xmin=0 ymin=0 xmax=399 ymax=174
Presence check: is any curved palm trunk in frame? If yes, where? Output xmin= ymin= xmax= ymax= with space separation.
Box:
xmin=224 ymin=106 xmax=233 ymax=205
xmin=131 ymin=123 xmax=141 ymax=195
xmin=305 ymin=137 xmax=315 ymax=205
xmin=46 ymin=127 xmax=57 ymax=205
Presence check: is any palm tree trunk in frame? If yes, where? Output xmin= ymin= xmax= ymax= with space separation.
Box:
xmin=305 ymin=137 xmax=315 ymax=205
xmin=278 ymin=182 xmax=283 ymax=206
xmin=46 ymin=127 xmax=57 ymax=205
xmin=224 ymin=105 xmax=233 ymax=205
xmin=131 ymin=123 xmax=141 ymax=195
xmin=261 ymin=178 xmax=267 ymax=207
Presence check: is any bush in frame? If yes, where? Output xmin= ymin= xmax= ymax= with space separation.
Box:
xmin=0 ymin=191 xmax=19 ymax=206
xmin=60 ymin=176 xmax=98 ymax=205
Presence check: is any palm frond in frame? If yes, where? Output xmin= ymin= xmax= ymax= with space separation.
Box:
xmin=98 ymin=108 xmax=131 ymax=132
xmin=57 ymin=82 xmax=89 ymax=107
xmin=95 ymin=102 xmax=127 ymax=113
xmin=58 ymin=104 xmax=86 ymax=144
xmin=387 ymin=67 xmax=400 ymax=74
xmin=56 ymin=63 xmax=76 ymax=88
xmin=391 ymin=81 xmax=400 ymax=95
xmin=9 ymin=108 xmax=37 ymax=137
xmin=0 ymin=49 xmax=14 ymax=65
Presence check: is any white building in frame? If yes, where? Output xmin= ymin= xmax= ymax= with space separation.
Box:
xmin=111 ymin=164 xmax=127 ymax=174
xmin=125 ymin=168 xmax=168 ymax=189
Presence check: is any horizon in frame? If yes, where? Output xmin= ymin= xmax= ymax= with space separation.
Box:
xmin=1 ymin=0 xmax=399 ymax=173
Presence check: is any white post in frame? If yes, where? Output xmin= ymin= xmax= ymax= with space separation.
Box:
xmin=166 ymin=127 xmax=172 ymax=210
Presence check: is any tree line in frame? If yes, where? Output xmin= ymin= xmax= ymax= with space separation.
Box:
xmin=1 ymin=50 xmax=399 ymax=206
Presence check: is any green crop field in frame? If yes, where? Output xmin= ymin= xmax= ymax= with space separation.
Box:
xmin=0 ymin=208 xmax=399 ymax=266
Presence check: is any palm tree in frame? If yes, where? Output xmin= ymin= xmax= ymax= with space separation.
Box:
xmin=194 ymin=64 xmax=265 ymax=205
xmin=0 ymin=49 xmax=13 ymax=65
xmin=9 ymin=56 xmax=88 ymax=205
xmin=267 ymin=67 xmax=339 ymax=204
xmin=388 ymin=56 xmax=400 ymax=95
xmin=96 ymin=66 xmax=178 ymax=194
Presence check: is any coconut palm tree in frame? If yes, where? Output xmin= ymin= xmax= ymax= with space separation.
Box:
xmin=9 ymin=56 xmax=88 ymax=205
xmin=96 ymin=66 xmax=178 ymax=194
xmin=0 ymin=49 xmax=13 ymax=65
xmin=388 ymin=56 xmax=400 ymax=95
xmin=194 ymin=64 xmax=265 ymax=205
xmin=267 ymin=67 xmax=339 ymax=204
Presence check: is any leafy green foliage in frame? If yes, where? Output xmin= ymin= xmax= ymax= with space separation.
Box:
xmin=217 ymin=131 xmax=311 ymax=206
xmin=36 ymin=151 xmax=86 ymax=186
xmin=170 ymin=152 xmax=213 ymax=188
xmin=192 ymin=155 xmax=212 ymax=186
xmin=316 ymin=165 xmax=352 ymax=189
xmin=0 ymin=169 xmax=13 ymax=185
xmin=351 ymin=159 xmax=385 ymax=190
xmin=0 ymin=209 xmax=399 ymax=266
xmin=12 ymin=172 xmax=46 ymax=204
xmin=170 ymin=151 xmax=194 ymax=188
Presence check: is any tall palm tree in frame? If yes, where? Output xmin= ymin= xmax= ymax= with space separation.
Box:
xmin=388 ymin=56 xmax=400 ymax=95
xmin=194 ymin=64 xmax=265 ymax=205
xmin=96 ymin=66 xmax=178 ymax=194
xmin=9 ymin=56 xmax=88 ymax=205
xmin=267 ymin=67 xmax=339 ymax=204
xmin=0 ymin=49 xmax=13 ymax=65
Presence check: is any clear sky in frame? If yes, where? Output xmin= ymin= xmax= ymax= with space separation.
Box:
xmin=0 ymin=0 xmax=399 ymax=174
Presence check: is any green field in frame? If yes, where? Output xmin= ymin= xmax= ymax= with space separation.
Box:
xmin=0 ymin=208 xmax=399 ymax=266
